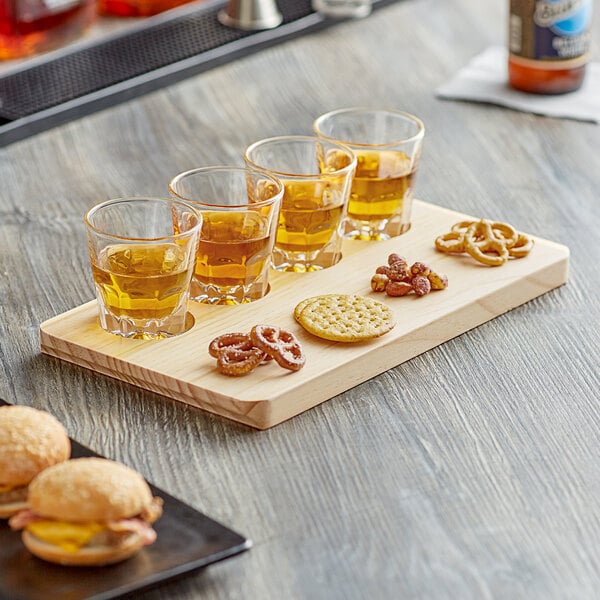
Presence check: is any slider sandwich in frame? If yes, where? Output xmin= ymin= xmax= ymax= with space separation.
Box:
xmin=0 ymin=405 xmax=71 ymax=518
xmin=9 ymin=457 xmax=163 ymax=566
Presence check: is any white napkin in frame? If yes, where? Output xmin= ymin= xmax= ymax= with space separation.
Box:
xmin=436 ymin=45 xmax=600 ymax=124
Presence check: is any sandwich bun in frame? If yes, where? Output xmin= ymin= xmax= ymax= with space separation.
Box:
xmin=12 ymin=457 xmax=163 ymax=566
xmin=22 ymin=527 xmax=146 ymax=567
xmin=0 ymin=405 xmax=70 ymax=518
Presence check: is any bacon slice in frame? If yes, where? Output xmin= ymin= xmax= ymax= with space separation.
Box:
xmin=8 ymin=509 xmax=44 ymax=530
xmin=106 ymin=518 xmax=157 ymax=545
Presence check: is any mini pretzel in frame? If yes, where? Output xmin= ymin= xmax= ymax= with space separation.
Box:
xmin=451 ymin=220 xmax=475 ymax=234
xmin=208 ymin=332 xmax=255 ymax=358
xmin=435 ymin=231 xmax=465 ymax=254
xmin=216 ymin=347 xmax=266 ymax=377
xmin=436 ymin=217 xmax=532 ymax=266
xmin=464 ymin=222 xmax=508 ymax=266
xmin=250 ymin=325 xmax=306 ymax=372
xmin=508 ymin=233 xmax=534 ymax=258
xmin=490 ymin=221 xmax=518 ymax=248
xmin=466 ymin=219 xmax=495 ymax=244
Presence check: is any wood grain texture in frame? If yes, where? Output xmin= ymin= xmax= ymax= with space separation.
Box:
xmin=1 ymin=0 xmax=599 ymax=598
xmin=40 ymin=200 xmax=569 ymax=429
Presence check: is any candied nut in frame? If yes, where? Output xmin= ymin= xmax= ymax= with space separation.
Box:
xmin=388 ymin=253 xmax=407 ymax=267
xmin=388 ymin=261 xmax=411 ymax=282
xmin=375 ymin=265 xmax=391 ymax=277
xmin=410 ymin=261 xmax=431 ymax=277
xmin=412 ymin=275 xmax=431 ymax=296
xmin=428 ymin=271 xmax=448 ymax=290
xmin=386 ymin=281 xmax=412 ymax=297
xmin=371 ymin=273 xmax=389 ymax=292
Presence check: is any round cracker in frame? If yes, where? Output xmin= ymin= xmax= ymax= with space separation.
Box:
xmin=293 ymin=294 xmax=337 ymax=322
xmin=296 ymin=294 xmax=395 ymax=342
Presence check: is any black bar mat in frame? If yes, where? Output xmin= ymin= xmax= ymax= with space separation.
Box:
xmin=0 ymin=0 xmax=400 ymax=147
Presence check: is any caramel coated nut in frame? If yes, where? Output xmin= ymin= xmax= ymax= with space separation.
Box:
xmin=428 ymin=271 xmax=448 ymax=290
xmin=410 ymin=262 xmax=431 ymax=277
xmin=412 ymin=275 xmax=431 ymax=296
xmin=388 ymin=261 xmax=411 ymax=282
xmin=388 ymin=253 xmax=407 ymax=267
xmin=371 ymin=273 xmax=389 ymax=292
xmin=370 ymin=253 xmax=448 ymax=298
xmin=386 ymin=281 xmax=412 ymax=297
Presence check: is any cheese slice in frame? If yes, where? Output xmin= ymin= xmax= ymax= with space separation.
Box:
xmin=26 ymin=521 xmax=105 ymax=553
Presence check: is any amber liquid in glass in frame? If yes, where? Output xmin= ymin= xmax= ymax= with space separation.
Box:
xmin=0 ymin=0 xmax=96 ymax=59
xmin=277 ymin=180 xmax=345 ymax=254
xmin=349 ymin=150 xmax=415 ymax=221
xmin=92 ymin=243 xmax=190 ymax=321
xmin=195 ymin=212 xmax=272 ymax=289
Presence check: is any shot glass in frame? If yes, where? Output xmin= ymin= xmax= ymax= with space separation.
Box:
xmin=314 ymin=108 xmax=425 ymax=241
xmin=84 ymin=197 xmax=202 ymax=340
xmin=169 ymin=166 xmax=283 ymax=304
xmin=244 ymin=135 xmax=356 ymax=272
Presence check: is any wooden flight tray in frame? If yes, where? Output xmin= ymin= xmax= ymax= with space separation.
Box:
xmin=40 ymin=200 xmax=569 ymax=429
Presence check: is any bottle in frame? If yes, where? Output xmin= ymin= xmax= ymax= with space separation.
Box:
xmin=0 ymin=0 xmax=97 ymax=60
xmin=508 ymin=0 xmax=592 ymax=94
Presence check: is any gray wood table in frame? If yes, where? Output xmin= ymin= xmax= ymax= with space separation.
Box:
xmin=1 ymin=0 xmax=599 ymax=597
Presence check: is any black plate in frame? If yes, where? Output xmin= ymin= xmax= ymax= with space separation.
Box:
xmin=0 ymin=400 xmax=251 ymax=600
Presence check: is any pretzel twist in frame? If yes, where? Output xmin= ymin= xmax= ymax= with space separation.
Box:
xmin=435 ymin=231 xmax=465 ymax=254
xmin=508 ymin=232 xmax=535 ymax=258
xmin=250 ymin=325 xmax=306 ymax=372
xmin=208 ymin=333 xmax=255 ymax=358
xmin=435 ymin=218 xmax=533 ymax=266
xmin=216 ymin=347 xmax=266 ymax=377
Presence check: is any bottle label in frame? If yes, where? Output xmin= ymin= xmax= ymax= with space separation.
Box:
xmin=509 ymin=0 xmax=592 ymax=65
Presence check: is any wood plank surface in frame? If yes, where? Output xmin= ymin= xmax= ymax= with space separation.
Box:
xmin=1 ymin=0 xmax=599 ymax=598
xmin=40 ymin=200 xmax=569 ymax=428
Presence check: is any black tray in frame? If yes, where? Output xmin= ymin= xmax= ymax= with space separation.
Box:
xmin=0 ymin=400 xmax=251 ymax=600
xmin=0 ymin=0 xmax=401 ymax=146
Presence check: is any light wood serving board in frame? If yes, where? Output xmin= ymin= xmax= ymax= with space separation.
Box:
xmin=40 ymin=200 xmax=569 ymax=429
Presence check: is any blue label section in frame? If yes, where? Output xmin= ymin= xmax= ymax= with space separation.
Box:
xmin=534 ymin=0 xmax=591 ymax=59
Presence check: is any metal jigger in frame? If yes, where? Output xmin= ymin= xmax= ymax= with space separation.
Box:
xmin=218 ymin=0 xmax=283 ymax=31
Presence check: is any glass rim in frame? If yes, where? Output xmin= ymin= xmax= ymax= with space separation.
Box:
xmin=244 ymin=135 xmax=357 ymax=180
xmin=168 ymin=165 xmax=284 ymax=209
xmin=84 ymin=196 xmax=202 ymax=242
xmin=313 ymin=107 xmax=425 ymax=148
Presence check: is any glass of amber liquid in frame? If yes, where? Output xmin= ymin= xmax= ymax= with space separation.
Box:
xmin=169 ymin=166 xmax=283 ymax=304
xmin=244 ymin=135 xmax=356 ymax=272
xmin=313 ymin=108 xmax=425 ymax=241
xmin=84 ymin=197 xmax=202 ymax=339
